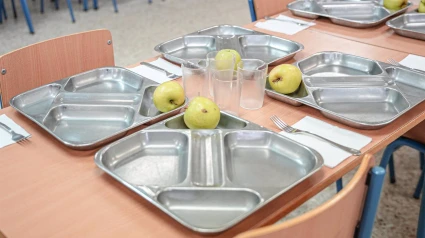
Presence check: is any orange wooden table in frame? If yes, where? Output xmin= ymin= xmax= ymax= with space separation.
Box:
xmin=0 ymin=30 xmax=423 ymax=237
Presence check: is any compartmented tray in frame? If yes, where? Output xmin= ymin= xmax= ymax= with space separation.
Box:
xmin=266 ymin=51 xmax=425 ymax=129
xmin=10 ymin=67 xmax=186 ymax=150
xmin=154 ymin=25 xmax=304 ymax=65
xmin=288 ymin=0 xmax=411 ymax=28
xmin=94 ymin=112 xmax=323 ymax=233
xmin=387 ymin=13 xmax=425 ymax=41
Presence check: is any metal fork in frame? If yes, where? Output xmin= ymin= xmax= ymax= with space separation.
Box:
xmin=270 ymin=115 xmax=361 ymax=156
xmin=265 ymin=16 xmax=310 ymax=27
xmin=140 ymin=62 xmax=180 ymax=79
xmin=387 ymin=58 xmax=425 ymax=74
xmin=0 ymin=122 xmax=29 ymax=144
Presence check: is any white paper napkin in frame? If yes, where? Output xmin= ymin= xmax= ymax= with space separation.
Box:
xmin=399 ymin=54 xmax=425 ymax=72
xmin=280 ymin=116 xmax=371 ymax=168
xmin=128 ymin=58 xmax=182 ymax=84
xmin=255 ymin=15 xmax=316 ymax=35
xmin=0 ymin=114 xmax=31 ymax=148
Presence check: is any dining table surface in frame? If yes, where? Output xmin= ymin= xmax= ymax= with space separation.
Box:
xmin=1 ymin=8 xmax=425 ymax=238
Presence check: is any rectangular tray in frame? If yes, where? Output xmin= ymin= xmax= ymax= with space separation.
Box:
xmin=265 ymin=51 xmax=425 ymax=129
xmin=154 ymin=25 xmax=304 ymax=66
xmin=94 ymin=112 xmax=323 ymax=234
xmin=288 ymin=0 xmax=411 ymax=28
xmin=387 ymin=13 xmax=425 ymax=41
xmin=10 ymin=67 xmax=187 ymax=150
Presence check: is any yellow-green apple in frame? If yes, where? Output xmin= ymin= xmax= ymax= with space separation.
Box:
xmin=184 ymin=97 xmax=220 ymax=129
xmin=384 ymin=0 xmax=407 ymax=10
xmin=419 ymin=0 xmax=425 ymax=13
xmin=215 ymin=49 xmax=241 ymax=70
xmin=268 ymin=64 xmax=302 ymax=94
xmin=153 ymin=81 xmax=185 ymax=113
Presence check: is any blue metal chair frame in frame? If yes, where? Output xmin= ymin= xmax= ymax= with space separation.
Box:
xmin=0 ymin=0 xmax=4 ymax=24
xmin=40 ymin=0 xmax=75 ymax=22
xmin=19 ymin=0 xmax=35 ymax=33
xmin=83 ymin=0 xmax=118 ymax=12
xmin=381 ymin=137 xmax=425 ymax=238
xmin=248 ymin=0 xmax=257 ymax=22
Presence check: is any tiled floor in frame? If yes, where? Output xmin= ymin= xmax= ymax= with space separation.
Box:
xmin=0 ymin=0 xmax=422 ymax=237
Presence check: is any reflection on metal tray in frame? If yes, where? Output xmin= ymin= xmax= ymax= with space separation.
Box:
xmin=387 ymin=13 xmax=425 ymax=41
xmin=94 ymin=112 xmax=323 ymax=234
xmin=10 ymin=67 xmax=187 ymax=150
xmin=288 ymin=0 xmax=411 ymax=28
xmin=154 ymin=25 xmax=304 ymax=65
xmin=265 ymin=51 xmax=425 ymax=129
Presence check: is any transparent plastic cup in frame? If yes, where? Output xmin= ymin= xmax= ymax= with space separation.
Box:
xmin=181 ymin=59 xmax=208 ymax=100
xmin=238 ymin=59 xmax=268 ymax=110
xmin=211 ymin=69 xmax=241 ymax=116
xmin=206 ymin=51 xmax=236 ymax=97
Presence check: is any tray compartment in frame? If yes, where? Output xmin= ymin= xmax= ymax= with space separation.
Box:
xmin=43 ymin=105 xmax=135 ymax=145
xmin=99 ymin=131 xmax=189 ymax=186
xmin=139 ymin=86 xmax=162 ymax=117
xmin=157 ymin=188 xmax=261 ymax=231
xmin=190 ymin=131 xmax=223 ymax=187
xmin=287 ymin=0 xmax=326 ymax=18
xmin=64 ymin=68 xmax=144 ymax=93
xmin=239 ymin=35 xmax=303 ymax=65
xmin=303 ymin=76 xmax=389 ymax=87
xmin=322 ymin=2 xmax=390 ymax=22
xmin=53 ymin=93 xmax=142 ymax=106
xmin=11 ymin=84 xmax=61 ymax=118
xmin=155 ymin=36 xmax=216 ymax=63
xmin=386 ymin=67 xmax=425 ymax=97
xmin=164 ymin=112 xmax=248 ymax=129
xmin=265 ymin=80 xmax=308 ymax=107
xmin=224 ymin=131 xmax=318 ymax=190
xmin=387 ymin=13 xmax=425 ymax=40
xmin=312 ymin=87 xmax=410 ymax=124
xmin=193 ymin=25 xmax=258 ymax=35
xmin=298 ymin=52 xmax=384 ymax=76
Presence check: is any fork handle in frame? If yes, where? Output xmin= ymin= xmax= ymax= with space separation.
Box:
xmin=0 ymin=122 xmax=14 ymax=135
xmin=298 ymin=131 xmax=361 ymax=156
xmin=140 ymin=62 xmax=170 ymax=75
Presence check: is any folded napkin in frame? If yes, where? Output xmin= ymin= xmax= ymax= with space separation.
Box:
xmin=0 ymin=114 xmax=31 ymax=148
xmin=399 ymin=54 xmax=425 ymax=72
xmin=128 ymin=58 xmax=182 ymax=84
xmin=255 ymin=15 xmax=315 ymax=35
xmin=280 ymin=116 xmax=371 ymax=168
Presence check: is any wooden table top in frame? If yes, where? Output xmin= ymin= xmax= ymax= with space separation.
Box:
xmin=1 ymin=28 xmax=424 ymax=237
xmin=274 ymin=8 xmax=425 ymax=57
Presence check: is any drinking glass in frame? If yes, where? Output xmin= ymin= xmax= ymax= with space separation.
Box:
xmin=181 ymin=59 xmax=208 ymax=100
xmin=238 ymin=59 xmax=268 ymax=110
xmin=206 ymin=51 xmax=236 ymax=97
xmin=212 ymin=69 xmax=241 ymax=116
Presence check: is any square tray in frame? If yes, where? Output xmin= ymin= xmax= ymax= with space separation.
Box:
xmin=154 ymin=25 xmax=303 ymax=66
xmin=265 ymin=51 xmax=425 ymax=129
xmin=387 ymin=13 xmax=425 ymax=41
xmin=94 ymin=112 xmax=323 ymax=233
xmin=288 ymin=0 xmax=411 ymax=28
xmin=10 ymin=67 xmax=187 ymax=150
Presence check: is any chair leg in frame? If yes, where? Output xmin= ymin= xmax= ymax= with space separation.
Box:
xmin=93 ymin=0 xmax=97 ymax=10
xmin=0 ymin=0 xmax=3 ymax=24
xmin=389 ymin=155 xmax=396 ymax=183
xmin=2 ymin=0 xmax=7 ymax=20
xmin=83 ymin=0 xmax=88 ymax=11
xmin=40 ymin=0 xmax=44 ymax=13
xmin=112 ymin=0 xmax=117 ymax=12
xmin=148 ymin=0 xmax=152 ymax=4
xmin=11 ymin=0 xmax=17 ymax=18
xmin=248 ymin=0 xmax=257 ymax=22
xmin=421 ymin=152 xmax=424 ymax=170
xmin=19 ymin=0 xmax=35 ymax=34
xmin=54 ymin=0 xmax=58 ymax=10
xmin=336 ymin=178 xmax=343 ymax=193
xmin=65 ymin=0 xmax=75 ymax=23
xmin=418 ymin=172 xmax=425 ymax=238
xmin=414 ymin=169 xmax=425 ymax=199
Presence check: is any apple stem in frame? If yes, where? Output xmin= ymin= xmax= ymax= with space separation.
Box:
xmin=170 ymin=100 xmax=178 ymax=106
xmin=272 ymin=78 xmax=282 ymax=83
xmin=202 ymin=109 xmax=208 ymax=113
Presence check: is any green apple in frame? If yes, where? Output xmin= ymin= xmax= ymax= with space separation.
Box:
xmin=184 ymin=97 xmax=220 ymax=129
xmin=384 ymin=0 xmax=406 ymax=10
xmin=215 ymin=49 xmax=241 ymax=70
xmin=268 ymin=64 xmax=302 ymax=95
xmin=419 ymin=1 xmax=425 ymax=13
xmin=153 ymin=81 xmax=185 ymax=113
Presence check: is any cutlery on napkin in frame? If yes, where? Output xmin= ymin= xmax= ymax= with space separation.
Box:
xmin=255 ymin=15 xmax=316 ymax=35
xmin=128 ymin=58 xmax=182 ymax=84
xmin=0 ymin=115 xmax=31 ymax=148
xmin=279 ymin=116 xmax=371 ymax=168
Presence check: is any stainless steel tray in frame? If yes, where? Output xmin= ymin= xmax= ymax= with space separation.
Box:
xmin=10 ymin=67 xmax=186 ymax=150
xmin=266 ymin=51 xmax=425 ymax=129
xmin=387 ymin=13 xmax=425 ymax=41
xmin=288 ymin=0 xmax=411 ymax=28
xmin=94 ymin=112 xmax=323 ymax=234
xmin=154 ymin=25 xmax=304 ymax=65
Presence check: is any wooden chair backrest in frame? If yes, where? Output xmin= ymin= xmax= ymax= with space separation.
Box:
xmin=236 ymin=154 xmax=375 ymax=238
xmin=0 ymin=29 xmax=115 ymax=107
xmin=253 ymin=0 xmax=292 ymax=20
